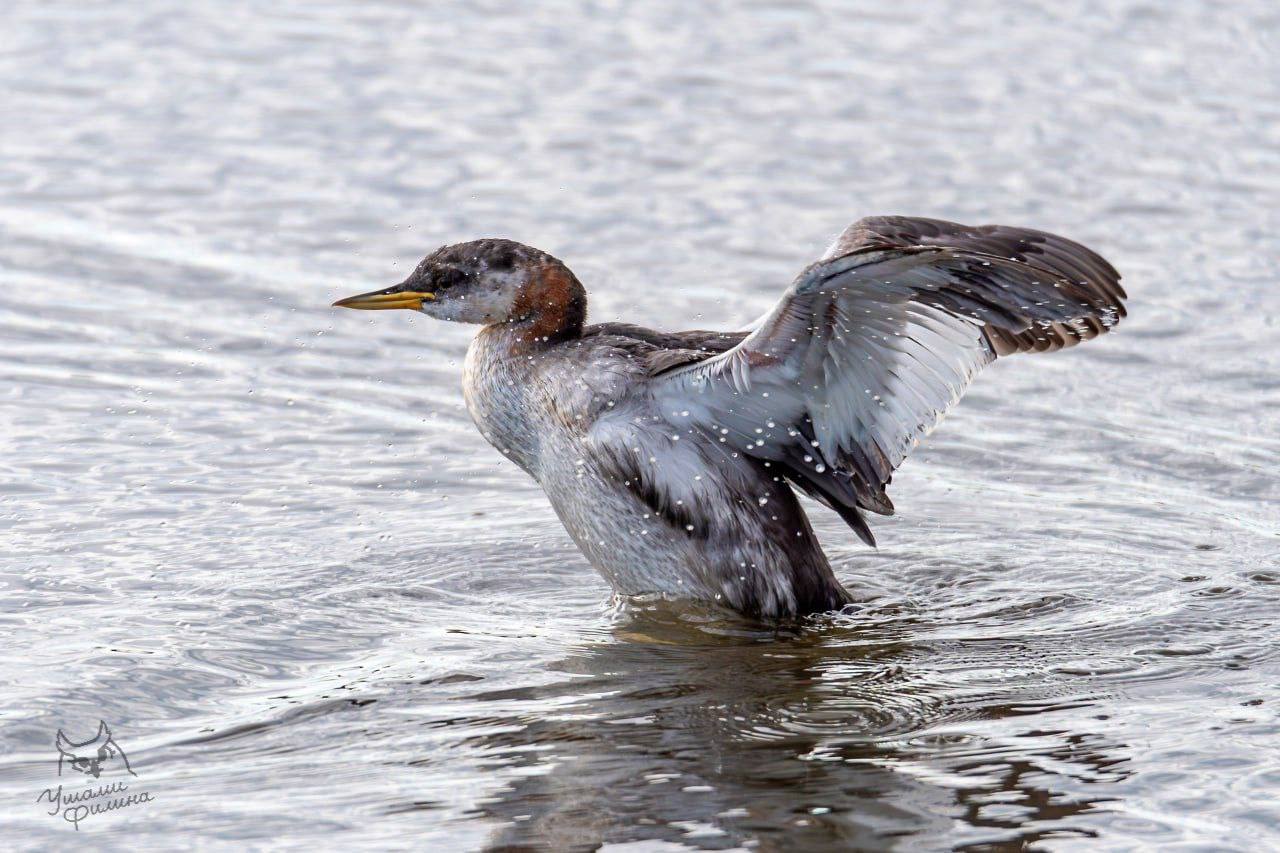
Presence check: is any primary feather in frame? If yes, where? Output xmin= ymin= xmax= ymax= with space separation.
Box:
xmin=652 ymin=216 xmax=1126 ymax=544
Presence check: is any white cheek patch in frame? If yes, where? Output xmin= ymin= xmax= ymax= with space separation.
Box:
xmin=426 ymin=299 xmax=474 ymax=322
xmin=423 ymin=267 xmax=525 ymax=324
xmin=469 ymin=268 xmax=524 ymax=321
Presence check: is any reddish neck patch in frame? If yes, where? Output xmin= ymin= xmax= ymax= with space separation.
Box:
xmin=509 ymin=261 xmax=587 ymax=346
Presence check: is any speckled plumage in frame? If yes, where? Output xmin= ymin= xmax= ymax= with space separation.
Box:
xmin=336 ymin=219 xmax=1127 ymax=619
xmin=464 ymin=321 xmax=850 ymax=617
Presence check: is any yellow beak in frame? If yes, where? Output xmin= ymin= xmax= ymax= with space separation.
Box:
xmin=332 ymin=287 xmax=436 ymax=311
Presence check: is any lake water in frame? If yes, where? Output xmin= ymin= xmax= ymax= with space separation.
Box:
xmin=2 ymin=1 xmax=1278 ymax=849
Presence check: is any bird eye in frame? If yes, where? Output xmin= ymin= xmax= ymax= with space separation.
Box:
xmin=436 ymin=267 xmax=469 ymax=291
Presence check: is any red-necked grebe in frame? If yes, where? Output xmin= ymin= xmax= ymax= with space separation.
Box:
xmin=334 ymin=216 xmax=1126 ymax=619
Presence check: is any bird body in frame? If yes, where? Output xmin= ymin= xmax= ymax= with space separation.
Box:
xmin=463 ymin=321 xmax=850 ymax=615
xmin=335 ymin=217 xmax=1127 ymax=619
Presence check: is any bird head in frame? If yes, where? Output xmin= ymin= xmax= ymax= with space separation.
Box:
xmin=334 ymin=238 xmax=568 ymax=326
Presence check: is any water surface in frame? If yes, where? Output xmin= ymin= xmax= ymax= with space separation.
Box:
xmin=2 ymin=0 xmax=1278 ymax=849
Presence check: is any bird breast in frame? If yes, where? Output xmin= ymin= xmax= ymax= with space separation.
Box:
xmin=462 ymin=328 xmax=544 ymax=473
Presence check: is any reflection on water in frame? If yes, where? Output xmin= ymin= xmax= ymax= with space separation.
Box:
xmin=470 ymin=603 xmax=1129 ymax=850
xmin=2 ymin=0 xmax=1279 ymax=848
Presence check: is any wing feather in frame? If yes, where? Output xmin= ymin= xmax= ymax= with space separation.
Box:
xmin=652 ymin=216 xmax=1126 ymax=537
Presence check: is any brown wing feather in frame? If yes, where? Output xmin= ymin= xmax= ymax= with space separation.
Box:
xmin=654 ymin=216 xmax=1127 ymax=544
xmin=827 ymin=216 xmax=1126 ymax=355
xmin=582 ymin=323 xmax=748 ymax=374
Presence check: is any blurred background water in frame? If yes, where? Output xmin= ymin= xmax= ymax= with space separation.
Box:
xmin=1 ymin=0 xmax=1278 ymax=849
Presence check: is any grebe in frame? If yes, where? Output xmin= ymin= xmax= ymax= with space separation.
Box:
xmin=334 ymin=216 xmax=1126 ymax=619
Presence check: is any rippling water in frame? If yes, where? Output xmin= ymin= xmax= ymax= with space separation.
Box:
xmin=2 ymin=1 xmax=1278 ymax=848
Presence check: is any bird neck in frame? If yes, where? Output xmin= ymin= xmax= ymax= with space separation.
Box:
xmin=505 ymin=260 xmax=587 ymax=347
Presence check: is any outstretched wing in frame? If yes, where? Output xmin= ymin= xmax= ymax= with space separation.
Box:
xmin=652 ymin=216 xmax=1126 ymax=544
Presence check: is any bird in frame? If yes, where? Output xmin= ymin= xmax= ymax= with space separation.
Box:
xmin=334 ymin=216 xmax=1126 ymax=619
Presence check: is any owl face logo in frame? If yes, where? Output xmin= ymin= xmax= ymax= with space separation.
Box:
xmin=55 ymin=721 xmax=136 ymax=779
